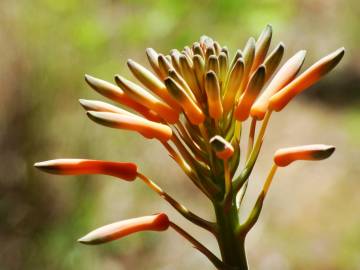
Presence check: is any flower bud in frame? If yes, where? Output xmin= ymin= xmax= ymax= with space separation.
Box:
xmin=210 ymin=135 xmax=234 ymax=160
xmin=205 ymin=71 xmax=223 ymax=120
xmin=87 ymin=111 xmax=172 ymax=141
xmin=115 ymin=75 xmax=179 ymax=124
xmin=274 ymin=144 xmax=335 ymax=167
xmin=127 ymin=59 xmax=181 ymax=111
xmin=206 ymin=55 xmax=220 ymax=75
xmin=34 ymin=159 xmax=138 ymax=181
xmin=252 ymin=24 xmax=272 ymax=72
xmin=235 ymin=65 xmax=266 ymax=121
xmin=263 ymin=42 xmax=285 ymax=81
xmin=79 ymin=99 xmax=133 ymax=115
xmin=222 ymin=59 xmax=244 ymax=113
xmin=145 ymin=48 xmax=162 ymax=78
xmin=242 ymin=37 xmax=256 ymax=80
xmin=84 ymin=74 xmax=160 ymax=122
xmin=269 ymin=48 xmax=345 ymax=111
xmin=251 ymin=50 xmax=306 ymax=120
xmin=78 ymin=213 xmax=169 ymax=245
xmin=164 ymin=77 xmax=205 ymax=125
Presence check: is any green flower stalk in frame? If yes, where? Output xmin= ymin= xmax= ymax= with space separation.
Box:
xmin=35 ymin=25 xmax=344 ymax=269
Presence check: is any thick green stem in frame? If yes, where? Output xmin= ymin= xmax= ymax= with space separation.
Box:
xmin=214 ymin=199 xmax=248 ymax=270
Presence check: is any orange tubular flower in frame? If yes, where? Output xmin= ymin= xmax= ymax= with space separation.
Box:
xmin=114 ymin=75 xmax=179 ymax=124
xmin=84 ymin=74 xmax=161 ymax=122
xmin=79 ymin=99 xmax=136 ymax=115
xmin=34 ymin=159 xmax=138 ymax=181
xmin=269 ymin=47 xmax=345 ymax=112
xmin=87 ymin=111 xmax=172 ymax=141
xmin=251 ymin=24 xmax=272 ymax=73
xmin=164 ymin=77 xmax=205 ymax=125
xmin=234 ymin=65 xmax=266 ymax=121
xmin=205 ymin=71 xmax=223 ymax=120
xmin=273 ymin=144 xmax=335 ymax=167
xmin=127 ymin=59 xmax=181 ymax=111
xmin=78 ymin=213 xmax=170 ymax=245
xmin=222 ymin=58 xmax=245 ymax=113
xmin=250 ymin=50 xmax=306 ymax=120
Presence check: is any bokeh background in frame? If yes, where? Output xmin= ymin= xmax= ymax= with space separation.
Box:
xmin=1 ymin=0 xmax=360 ymax=269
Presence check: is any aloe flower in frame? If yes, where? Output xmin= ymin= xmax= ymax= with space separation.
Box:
xmin=35 ymin=25 xmax=344 ymax=269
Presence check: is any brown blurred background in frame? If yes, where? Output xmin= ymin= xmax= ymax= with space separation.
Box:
xmin=0 ymin=0 xmax=359 ymax=269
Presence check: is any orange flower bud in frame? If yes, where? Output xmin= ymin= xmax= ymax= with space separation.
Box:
xmin=115 ymin=75 xmax=179 ymax=124
xmin=242 ymin=37 xmax=256 ymax=80
xmin=193 ymin=55 xmax=205 ymax=92
xmin=263 ymin=42 xmax=285 ymax=81
xmin=157 ymin=54 xmax=172 ymax=79
xmin=234 ymin=65 xmax=266 ymax=121
xmin=274 ymin=144 xmax=335 ymax=167
xmin=179 ymin=55 xmax=201 ymax=98
xmin=87 ymin=111 xmax=172 ymax=141
xmin=78 ymin=213 xmax=170 ymax=245
xmin=79 ymin=99 xmax=134 ymax=116
xmin=206 ymin=55 xmax=220 ymax=75
xmin=218 ymin=52 xmax=228 ymax=84
xmin=145 ymin=48 xmax=163 ymax=78
xmin=84 ymin=74 xmax=161 ymax=122
xmin=269 ymin=47 xmax=345 ymax=111
xmin=210 ymin=135 xmax=234 ymax=160
xmin=34 ymin=159 xmax=138 ymax=181
xmin=222 ymin=59 xmax=245 ymax=113
xmin=164 ymin=77 xmax=205 ymax=125
xmin=127 ymin=59 xmax=181 ymax=111
xmin=251 ymin=50 xmax=306 ymax=120
xmin=205 ymin=71 xmax=223 ymax=120
xmin=251 ymin=24 xmax=272 ymax=73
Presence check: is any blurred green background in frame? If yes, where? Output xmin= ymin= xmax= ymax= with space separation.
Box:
xmin=1 ymin=0 xmax=359 ymax=269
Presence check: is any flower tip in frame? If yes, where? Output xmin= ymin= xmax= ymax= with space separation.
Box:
xmin=34 ymin=161 xmax=47 ymax=169
xmin=79 ymin=99 xmax=91 ymax=109
xmin=210 ymin=135 xmax=234 ymax=160
xmin=84 ymin=74 xmax=96 ymax=85
xmin=77 ymin=235 xmax=95 ymax=245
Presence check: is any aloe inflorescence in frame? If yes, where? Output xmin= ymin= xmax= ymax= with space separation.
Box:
xmin=35 ymin=25 xmax=344 ymax=269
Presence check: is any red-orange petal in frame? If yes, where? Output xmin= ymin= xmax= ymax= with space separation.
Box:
xmin=78 ymin=213 xmax=170 ymax=245
xmin=273 ymin=144 xmax=335 ymax=167
xmin=34 ymin=159 xmax=138 ymax=181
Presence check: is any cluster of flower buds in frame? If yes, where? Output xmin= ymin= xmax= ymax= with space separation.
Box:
xmin=35 ymin=25 xmax=344 ymax=269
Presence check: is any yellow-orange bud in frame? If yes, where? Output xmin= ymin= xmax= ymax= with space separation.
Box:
xmin=205 ymin=71 xmax=223 ymax=119
xmin=84 ymin=74 xmax=161 ymax=122
xmin=115 ymin=75 xmax=179 ymax=124
xmin=164 ymin=77 xmax=205 ymax=125
xmin=251 ymin=50 xmax=306 ymax=120
xmin=127 ymin=59 xmax=181 ymax=111
xmin=235 ymin=66 xmax=266 ymax=121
